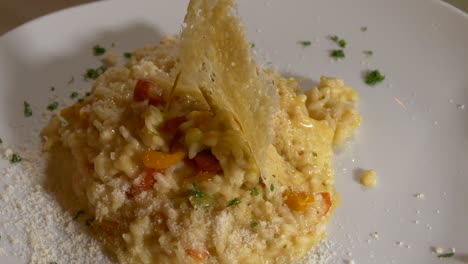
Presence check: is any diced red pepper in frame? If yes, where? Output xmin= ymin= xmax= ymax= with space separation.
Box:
xmin=192 ymin=150 xmax=222 ymax=181
xmin=133 ymin=79 xmax=164 ymax=106
xmin=126 ymin=169 xmax=156 ymax=198
xmin=160 ymin=116 xmax=187 ymax=134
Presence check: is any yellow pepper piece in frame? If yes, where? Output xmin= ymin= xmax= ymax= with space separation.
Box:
xmin=284 ymin=191 xmax=315 ymax=211
xmin=143 ymin=150 xmax=185 ymax=170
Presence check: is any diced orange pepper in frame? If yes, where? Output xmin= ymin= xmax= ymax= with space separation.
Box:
xmin=126 ymin=169 xmax=156 ymax=198
xmin=185 ymin=248 xmax=209 ymax=262
xmin=60 ymin=105 xmax=78 ymax=121
xmin=317 ymin=192 xmax=332 ymax=216
xmin=133 ymin=79 xmax=164 ymax=106
xmin=143 ymin=150 xmax=185 ymax=170
xmin=283 ymin=191 xmax=315 ymax=211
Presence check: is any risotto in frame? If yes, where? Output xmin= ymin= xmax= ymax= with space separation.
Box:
xmin=42 ymin=0 xmax=361 ymax=263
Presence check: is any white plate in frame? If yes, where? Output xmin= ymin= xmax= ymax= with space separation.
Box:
xmin=0 ymin=0 xmax=467 ymax=263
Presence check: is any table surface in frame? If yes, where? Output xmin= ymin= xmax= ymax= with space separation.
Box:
xmin=0 ymin=0 xmax=467 ymax=36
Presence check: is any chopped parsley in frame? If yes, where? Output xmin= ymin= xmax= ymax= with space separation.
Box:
xmin=70 ymin=92 xmax=79 ymax=99
xmin=338 ymin=39 xmax=347 ymax=48
xmin=365 ymin=70 xmax=385 ymax=86
xmin=50 ymin=86 xmax=55 ymax=91
xmin=364 ymin=50 xmax=374 ymax=56
xmin=227 ymin=198 xmax=241 ymax=207
xmin=47 ymin=102 xmax=59 ymax=111
xmin=329 ymin=35 xmax=347 ymax=48
xmin=0 ymin=138 xmax=2 ymax=144
xmin=124 ymin=52 xmax=132 ymax=59
xmin=78 ymin=98 xmax=85 ymax=103
xmin=73 ymin=210 xmax=85 ymax=220
xmin=312 ymin=152 xmax=318 ymax=158
xmin=330 ymin=49 xmax=345 ymax=59
xmin=189 ymin=183 xmax=205 ymax=198
xmin=250 ymin=43 xmax=255 ymax=48
xmin=270 ymin=184 xmax=275 ymax=192
xmin=361 ymin=26 xmax=368 ymax=32
xmin=188 ymin=183 xmax=214 ymax=208
xmin=10 ymin=154 xmax=22 ymax=164
xmin=329 ymin=35 xmax=339 ymax=42
xmin=251 ymin=187 xmax=259 ymax=196
xmin=93 ymin=45 xmax=106 ymax=56
xmin=259 ymin=177 xmax=264 ymax=184
xmin=85 ymin=92 xmax=91 ymax=97
xmin=298 ymin=41 xmax=312 ymax=47
xmin=438 ymin=252 xmax=454 ymax=258
xmin=84 ymin=65 xmax=107 ymax=80
xmin=24 ymin=101 xmax=32 ymax=117
xmin=250 ymin=221 xmax=258 ymax=228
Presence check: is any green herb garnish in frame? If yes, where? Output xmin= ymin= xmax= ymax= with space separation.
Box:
xmin=50 ymin=86 xmax=55 ymax=91
xmin=365 ymin=70 xmax=385 ymax=86
xmin=438 ymin=252 xmax=454 ymax=258
xmin=361 ymin=26 xmax=368 ymax=32
xmin=227 ymin=198 xmax=241 ymax=207
xmin=70 ymin=92 xmax=79 ymax=99
xmin=270 ymin=184 xmax=275 ymax=192
xmin=78 ymin=98 xmax=84 ymax=103
xmin=250 ymin=43 xmax=255 ymax=48
xmin=188 ymin=183 xmax=214 ymax=208
xmin=73 ymin=210 xmax=85 ymax=220
xmin=299 ymin=41 xmax=312 ymax=47
xmin=330 ymin=49 xmax=345 ymax=59
xmin=338 ymin=39 xmax=347 ymax=48
xmin=329 ymin=35 xmax=339 ymax=42
xmin=47 ymin=102 xmax=59 ymax=111
xmin=93 ymin=45 xmax=106 ymax=56
xmin=24 ymin=101 xmax=32 ymax=117
xmin=312 ymin=152 xmax=318 ymax=158
xmin=0 ymin=138 xmax=2 ymax=144
xmin=251 ymin=187 xmax=259 ymax=196
xmin=364 ymin=50 xmax=374 ymax=56
xmin=250 ymin=221 xmax=258 ymax=228
xmin=124 ymin=52 xmax=132 ymax=59
xmin=85 ymin=92 xmax=91 ymax=97
xmin=84 ymin=66 xmax=107 ymax=80
xmin=10 ymin=154 xmax=22 ymax=164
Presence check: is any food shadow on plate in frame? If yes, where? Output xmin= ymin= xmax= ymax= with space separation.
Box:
xmin=2 ymin=22 xmax=167 ymax=261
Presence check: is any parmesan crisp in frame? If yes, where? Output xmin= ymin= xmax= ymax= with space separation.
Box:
xmin=178 ymin=0 xmax=279 ymax=176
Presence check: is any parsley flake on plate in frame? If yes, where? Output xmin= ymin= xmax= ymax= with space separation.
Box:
xmin=298 ymin=41 xmax=312 ymax=47
xmin=330 ymin=49 xmax=345 ymax=59
xmin=84 ymin=65 xmax=107 ymax=80
xmin=365 ymin=70 xmax=385 ymax=86
xmin=70 ymin=92 xmax=79 ymax=99
xmin=364 ymin=50 xmax=374 ymax=56
xmin=438 ymin=252 xmax=454 ymax=258
xmin=124 ymin=52 xmax=132 ymax=59
xmin=10 ymin=154 xmax=22 ymax=164
xmin=47 ymin=102 xmax=59 ymax=111
xmin=93 ymin=45 xmax=106 ymax=56
xmin=24 ymin=101 xmax=32 ymax=117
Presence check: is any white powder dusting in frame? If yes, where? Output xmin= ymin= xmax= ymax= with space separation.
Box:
xmin=299 ymin=240 xmax=338 ymax=264
xmin=0 ymin=121 xmax=110 ymax=263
